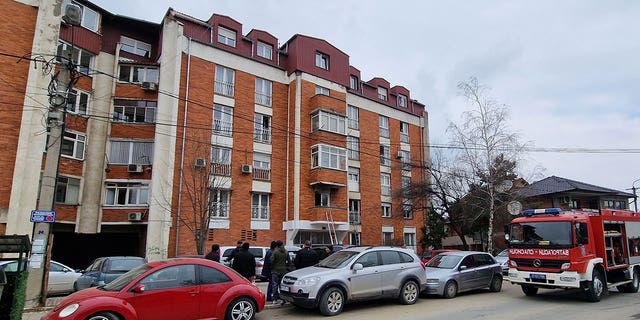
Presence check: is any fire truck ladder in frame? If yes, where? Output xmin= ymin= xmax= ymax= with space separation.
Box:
xmin=326 ymin=211 xmax=338 ymax=245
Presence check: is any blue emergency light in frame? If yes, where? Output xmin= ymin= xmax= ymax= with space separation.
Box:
xmin=522 ymin=208 xmax=562 ymax=217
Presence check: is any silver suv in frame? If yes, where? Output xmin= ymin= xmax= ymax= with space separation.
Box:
xmin=279 ymin=246 xmax=427 ymax=316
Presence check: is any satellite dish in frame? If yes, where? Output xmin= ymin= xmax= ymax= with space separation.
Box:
xmin=507 ymin=201 xmax=522 ymax=216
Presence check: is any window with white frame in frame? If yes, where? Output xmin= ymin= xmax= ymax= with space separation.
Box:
xmin=251 ymin=193 xmax=269 ymax=220
xmin=217 ymin=26 xmax=236 ymax=47
xmin=350 ymin=75 xmax=358 ymax=90
xmin=315 ymin=85 xmax=330 ymax=96
xmin=214 ymin=65 xmax=235 ymax=97
xmin=400 ymin=122 xmax=409 ymax=143
xmin=104 ymin=182 xmax=149 ymax=206
xmin=380 ymin=145 xmax=390 ymax=166
xmin=108 ymin=140 xmax=154 ymax=164
xmin=383 ymin=231 xmax=394 ymax=244
xmin=378 ymin=87 xmax=388 ymax=101
xmin=66 ymin=89 xmax=90 ymax=115
xmin=113 ymin=99 xmax=156 ymax=123
xmin=400 ymin=150 xmax=411 ymax=170
xmin=347 ymin=136 xmax=360 ymax=160
xmin=311 ymin=144 xmax=347 ymax=171
xmin=61 ymin=131 xmax=85 ymax=160
xmin=120 ymin=36 xmax=151 ymax=57
xmin=257 ymin=41 xmax=272 ymax=60
xmin=348 ymin=167 xmax=359 ymax=191
xmin=311 ymin=110 xmax=346 ymax=135
xmin=382 ymin=203 xmax=392 ymax=218
xmin=379 ymin=115 xmax=389 ymax=138
xmin=315 ymin=52 xmax=329 ymax=69
xmin=404 ymin=232 xmax=416 ymax=247
xmin=213 ymin=104 xmax=233 ymax=136
xmin=315 ymin=190 xmax=330 ymax=207
xmin=57 ymin=41 xmax=94 ymax=75
xmin=347 ymin=105 xmax=359 ymax=130
xmin=349 ymin=199 xmax=361 ymax=224
xmin=210 ymin=189 xmax=230 ymax=218
xmin=118 ymin=65 xmax=158 ymax=83
xmin=402 ymin=176 xmax=412 ymax=196
xmin=254 ymin=113 xmax=271 ymax=143
xmin=403 ymin=203 xmax=413 ymax=219
xmin=255 ymin=78 xmax=272 ymax=106
xmin=64 ymin=1 xmax=100 ymax=32
xmin=212 ymin=146 xmax=231 ymax=164
xmin=381 ymin=173 xmax=391 ymax=196
xmin=350 ymin=232 xmax=361 ymax=246
xmin=397 ymin=94 xmax=408 ymax=108
xmin=55 ymin=176 xmax=80 ymax=205
xmin=615 ymin=200 xmax=626 ymax=209
xmin=253 ymin=152 xmax=270 ymax=169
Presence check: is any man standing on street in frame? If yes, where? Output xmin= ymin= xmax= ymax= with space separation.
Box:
xmin=294 ymin=240 xmax=319 ymax=269
xmin=225 ymin=239 xmax=243 ymax=264
xmin=232 ymin=242 xmax=256 ymax=281
xmin=270 ymin=240 xmax=289 ymax=305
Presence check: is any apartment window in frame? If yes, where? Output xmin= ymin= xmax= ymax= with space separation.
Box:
xmin=66 ymin=89 xmax=89 ymax=115
xmin=61 ymin=131 xmax=85 ymax=160
xmin=381 ymin=173 xmax=391 ymax=196
xmin=347 ymin=105 xmax=359 ymax=130
xmin=397 ymin=94 xmax=408 ymax=108
xmin=109 ymin=140 xmax=154 ymax=164
xmin=311 ymin=144 xmax=347 ymax=171
xmin=217 ymin=26 xmax=236 ymax=47
xmin=382 ymin=231 xmax=394 ymax=245
xmin=118 ymin=65 xmax=158 ymax=83
xmin=315 ymin=85 xmax=330 ymax=96
xmin=315 ymin=190 xmax=330 ymax=207
xmin=380 ymin=145 xmax=390 ymax=166
xmin=105 ymin=182 xmax=149 ymax=206
xmin=399 ymin=150 xmax=411 ymax=170
xmin=254 ymin=113 xmax=271 ymax=143
xmin=311 ymin=110 xmax=346 ymax=135
xmin=348 ymin=167 xmax=359 ymax=192
xmin=212 ymin=147 xmax=231 ymax=164
xmin=64 ymin=1 xmax=100 ymax=32
xmin=315 ymin=52 xmax=329 ymax=70
xmin=213 ymin=104 xmax=233 ymax=136
xmin=402 ymin=176 xmax=412 ymax=195
xmin=55 ymin=176 xmax=80 ymax=205
xmin=251 ymin=193 xmax=270 ymax=220
xmin=400 ymin=122 xmax=409 ymax=143
xmin=57 ymin=41 xmax=94 ymax=75
xmin=403 ymin=204 xmax=414 ymax=219
xmin=349 ymin=75 xmax=358 ymax=90
xmin=615 ymin=200 xmax=626 ymax=209
xmin=210 ymin=189 xmax=230 ymax=218
xmin=382 ymin=203 xmax=392 ymax=218
xmin=378 ymin=87 xmax=388 ymax=101
xmin=255 ymin=78 xmax=272 ymax=106
xmin=113 ymin=99 xmax=156 ymax=123
xmin=404 ymin=232 xmax=416 ymax=247
xmin=257 ymin=41 xmax=272 ymax=60
xmin=350 ymin=232 xmax=361 ymax=246
xmin=214 ymin=65 xmax=235 ymax=97
xmin=120 ymin=36 xmax=151 ymax=57
xmin=604 ymin=200 xmax=615 ymax=209
xmin=349 ymin=199 xmax=361 ymax=225
xmin=253 ymin=152 xmax=271 ymax=181
xmin=347 ymin=136 xmax=360 ymax=160
xmin=379 ymin=116 xmax=389 ymax=138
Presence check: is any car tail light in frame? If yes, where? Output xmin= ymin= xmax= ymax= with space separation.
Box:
xmin=420 ymin=260 xmax=426 ymax=270
xmin=256 ymin=261 xmax=263 ymax=267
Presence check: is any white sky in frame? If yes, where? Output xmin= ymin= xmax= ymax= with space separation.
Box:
xmin=91 ymin=0 xmax=640 ymax=194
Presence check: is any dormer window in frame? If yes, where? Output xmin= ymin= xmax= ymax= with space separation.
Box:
xmin=217 ymin=26 xmax=236 ymax=47
xmin=350 ymin=75 xmax=358 ymax=90
xmin=120 ymin=36 xmax=151 ymax=57
xmin=257 ymin=41 xmax=272 ymax=60
xmin=398 ymin=94 xmax=407 ymax=107
xmin=378 ymin=87 xmax=388 ymax=101
xmin=315 ymin=52 xmax=329 ymax=70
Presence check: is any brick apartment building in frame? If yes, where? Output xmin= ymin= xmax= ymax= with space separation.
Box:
xmin=1 ymin=0 xmax=429 ymax=267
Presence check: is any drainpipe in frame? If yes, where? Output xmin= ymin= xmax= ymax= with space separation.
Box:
xmin=175 ymin=37 xmax=192 ymax=256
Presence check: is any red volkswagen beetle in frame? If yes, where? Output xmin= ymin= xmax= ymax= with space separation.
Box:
xmin=42 ymin=258 xmax=265 ymax=320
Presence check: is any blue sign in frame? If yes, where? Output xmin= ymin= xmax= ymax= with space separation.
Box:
xmin=30 ymin=210 xmax=56 ymax=223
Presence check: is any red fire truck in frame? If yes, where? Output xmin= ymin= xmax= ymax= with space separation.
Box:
xmin=506 ymin=207 xmax=640 ymax=301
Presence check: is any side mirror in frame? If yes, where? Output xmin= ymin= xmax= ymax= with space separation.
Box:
xmin=459 ymin=265 xmax=468 ymax=271
xmin=352 ymin=263 xmax=364 ymax=271
xmin=132 ymin=284 xmax=145 ymax=293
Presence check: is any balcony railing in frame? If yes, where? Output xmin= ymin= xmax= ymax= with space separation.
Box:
xmin=254 ymin=92 xmax=272 ymax=107
xmin=253 ymin=127 xmax=271 ymax=143
xmin=252 ymin=167 xmax=271 ymax=181
xmin=214 ymin=81 xmax=234 ymax=97
xmin=349 ymin=212 xmax=361 ymax=225
xmin=213 ymin=119 xmax=232 ymax=136
xmin=211 ymin=163 xmax=231 ymax=176
xmin=251 ymin=206 xmax=269 ymax=220
xmin=210 ymin=203 xmax=229 ymax=218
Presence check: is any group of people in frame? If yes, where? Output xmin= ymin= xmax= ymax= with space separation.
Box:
xmin=204 ymin=239 xmax=335 ymax=305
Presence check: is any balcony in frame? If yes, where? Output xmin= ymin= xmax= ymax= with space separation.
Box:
xmin=253 ymin=167 xmax=271 ymax=181
xmin=253 ymin=127 xmax=271 ymax=143
xmin=251 ymin=205 xmax=269 ymax=220
xmin=213 ymin=119 xmax=232 ymax=136
xmin=214 ymin=81 xmax=234 ymax=97
xmin=255 ymin=92 xmax=272 ymax=107
xmin=211 ymin=163 xmax=231 ymax=176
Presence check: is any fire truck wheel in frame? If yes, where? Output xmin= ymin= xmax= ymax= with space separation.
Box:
xmin=489 ymin=275 xmax=502 ymax=292
xmin=443 ymin=280 xmax=457 ymax=298
xmin=585 ymin=270 xmax=604 ymax=302
xmin=521 ymin=284 xmax=538 ymax=296
xmin=617 ymin=268 xmax=639 ymax=293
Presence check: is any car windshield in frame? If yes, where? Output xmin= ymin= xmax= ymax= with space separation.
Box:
xmin=102 ymin=264 xmax=152 ymax=291
xmin=497 ymin=250 xmax=508 ymax=257
xmin=316 ymin=250 xmax=358 ymax=269
xmin=509 ymin=221 xmax=573 ymax=248
xmin=426 ymin=254 xmax=462 ymax=269
xmin=108 ymin=258 xmax=144 ymax=272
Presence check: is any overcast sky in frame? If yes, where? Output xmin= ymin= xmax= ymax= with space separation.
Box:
xmin=90 ymin=0 xmax=640 ymax=195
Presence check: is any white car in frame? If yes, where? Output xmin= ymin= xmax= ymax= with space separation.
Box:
xmin=0 ymin=260 xmax=81 ymax=295
xmin=494 ymin=249 xmax=509 ymax=275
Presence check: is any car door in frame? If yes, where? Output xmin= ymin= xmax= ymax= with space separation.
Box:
xmin=350 ymin=252 xmax=382 ymax=299
xmin=472 ymin=254 xmax=496 ymax=288
xmin=127 ymin=264 xmax=199 ymax=320
xmin=456 ymin=255 xmax=478 ymax=291
xmin=377 ymin=250 xmax=404 ymax=296
xmin=76 ymin=258 xmax=103 ymax=289
xmin=196 ymin=265 xmax=237 ymax=318
xmin=48 ymin=261 xmax=76 ymax=294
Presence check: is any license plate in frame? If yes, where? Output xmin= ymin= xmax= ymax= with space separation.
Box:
xmin=280 ymin=285 xmax=289 ymax=292
xmin=530 ymin=273 xmax=546 ymax=280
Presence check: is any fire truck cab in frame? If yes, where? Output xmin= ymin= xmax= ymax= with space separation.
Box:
xmin=506 ymin=208 xmax=640 ymax=302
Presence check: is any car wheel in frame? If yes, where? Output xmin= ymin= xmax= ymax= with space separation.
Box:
xmin=443 ymin=280 xmax=457 ymax=299
xmin=319 ymin=287 xmax=345 ymax=316
xmin=585 ymin=270 xmax=604 ymax=302
xmin=489 ymin=275 xmax=502 ymax=292
xmin=85 ymin=312 xmax=119 ymax=320
xmin=226 ymin=297 xmax=257 ymax=320
xmin=617 ymin=268 xmax=639 ymax=293
xmin=521 ymin=284 xmax=538 ymax=296
xmin=398 ymin=280 xmax=419 ymax=305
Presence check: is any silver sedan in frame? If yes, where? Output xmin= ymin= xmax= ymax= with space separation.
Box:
xmin=425 ymin=251 xmax=503 ymax=298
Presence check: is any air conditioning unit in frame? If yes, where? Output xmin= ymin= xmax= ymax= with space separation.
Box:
xmin=127 ymin=164 xmax=143 ymax=173
xmin=140 ymin=81 xmax=157 ymax=91
xmin=128 ymin=212 xmax=142 ymax=221
xmin=194 ymin=158 xmax=207 ymax=168
xmin=396 ymin=151 xmax=404 ymax=158
xmin=241 ymin=164 xmax=252 ymax=174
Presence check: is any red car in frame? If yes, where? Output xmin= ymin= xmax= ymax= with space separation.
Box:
xmin=42 ymin=258 xmax=265 ymax=320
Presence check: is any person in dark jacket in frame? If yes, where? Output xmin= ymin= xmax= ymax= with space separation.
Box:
xmin=294 ymin=240 xmax=319 ymax=269
xmin=225 ymin=240 xmax=244 ymax=264
xmin=270 ymin=240 xmax=289 ymax=304
xmin=205 ymin=243 xmax=221 ymax=262
xmin=262 ymin=241 xmax=277 ymax=301
xmin=232 ymin=242 xmax=256 ymax=281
